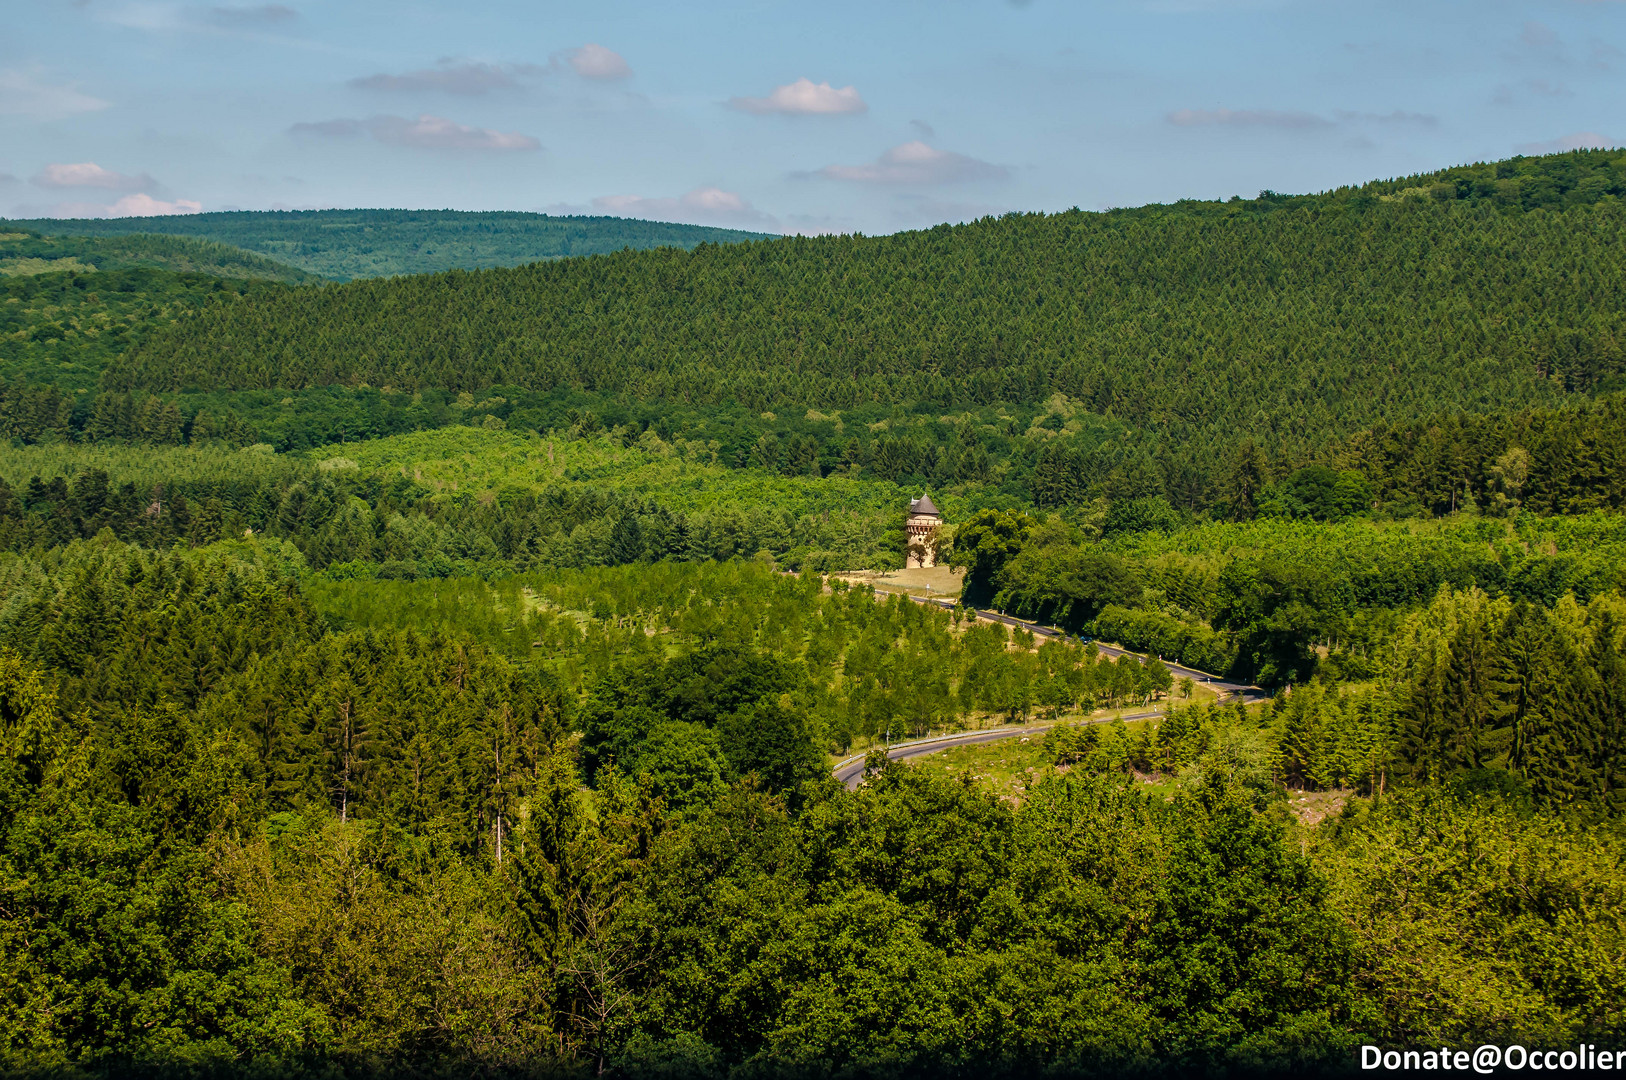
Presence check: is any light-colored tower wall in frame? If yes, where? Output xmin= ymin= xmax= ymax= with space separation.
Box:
xmin=904 ymin=495 xmax=943 ymax=569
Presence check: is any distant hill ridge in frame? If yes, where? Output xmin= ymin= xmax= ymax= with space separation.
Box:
xmin=0 ymin=228 xmax=315 ymax=284
xmin=4 ymin=209 xmax=777 ymax=281
xmin=99 ymin=150 xmax=1626 ymax=459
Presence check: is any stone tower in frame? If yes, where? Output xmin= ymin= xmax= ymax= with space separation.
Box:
xmin=905 ymin=494 xmax=943 ymax=569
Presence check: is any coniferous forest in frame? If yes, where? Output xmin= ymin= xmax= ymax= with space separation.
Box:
xmin=1 ymin=150 xmax=1625 ymax=1079
xmin=6 ymin=210 xmax=774 ymax=281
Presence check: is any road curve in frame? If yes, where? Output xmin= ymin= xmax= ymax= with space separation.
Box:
xmin=905 ymin=595 xmax=1266 ymax=703
xmin=832 ymin=709 xmax=1162 ymax=789
xmin=827 ymin=589 xmax=1267 ymax=789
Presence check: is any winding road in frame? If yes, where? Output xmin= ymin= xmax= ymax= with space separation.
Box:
xmin=830 ymin=595 xmax=1265 ymax=788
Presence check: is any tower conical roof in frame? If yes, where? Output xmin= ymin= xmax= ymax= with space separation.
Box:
xmin=910 ymin=494 xmax=941 ymax=516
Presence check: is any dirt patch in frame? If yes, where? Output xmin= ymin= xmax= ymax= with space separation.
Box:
xmin=1286 ymin=788 xmax=1353 ymax=825
xmin=835 ymin=565 xmax=964 ymax=599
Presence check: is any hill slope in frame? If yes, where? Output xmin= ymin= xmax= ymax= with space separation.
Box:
xmin=0 ymin=228 xmax=315 ymax=284
xmin=0 ymin=229 xmax=312 ymax=393
xmin=5 ymin=209 xmax=776 ymax=280
xmin=103 ymin=151 xmax=1626 ymax=456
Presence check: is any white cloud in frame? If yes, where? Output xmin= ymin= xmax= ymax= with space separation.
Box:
xmin=106 ymin=192 xmax=203 ymax=216
xmin=0 ymin=68 xmax=110 ymax=120
xmin=290 ymin=113 xmax=541 ymax=152
xmin=32 ymin=161 xmax=156 ymax=191
xmin=350 ymin=61 xmax=538 ymax=95
xmin=45 ymin=193 xmax=204 ymax=218
xmin=729 ymin=78 xmax=867 ymax=116
xmin=1168 ymin=107 xmax=1332 ymax=129
xmin=817 ymin=141 xmax=1008 ymax=185
xmin=589 ymin=187 xmax=776 ymax=229
xmin=1515 ymin=131 xmax=1617 ymax=154
xmin=567 ymin=44 xmax=630 ymax=80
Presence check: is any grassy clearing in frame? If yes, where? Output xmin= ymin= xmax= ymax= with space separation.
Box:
xmin=901 ymin=714 xmax=1194 ymax=802
xmin=921 ymin=737 xmax=1050 ymax=800
xmin=1 ymin=256 xmax=98 ymax=277
xmin=0 ymin=441 xmax=310 ymax=490
xmin=310 ymin=427 xmax=929 ymax=517
xmin=835 ymin=565 xmax=965 ymax=597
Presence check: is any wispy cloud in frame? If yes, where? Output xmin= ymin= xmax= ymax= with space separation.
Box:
xmin=565 ymin=44 xmax=630 ymax=80
xmin=816 ymin=141 xmax=1008 ymax=185
xmin=0 ymin=68 xmax=110 ymax=120
xmin=588 ymin=187 xmax=775 ymax=229
xmin=1515 ymin=131 xmax=1617 ymax=155
xmin=1336 ymin=109 xmax=1438 ymax=127
xmin=1494 ymin=79 xmax=1574 ymax=105
xmin=1502 ymin=20 xmax=1608 ymax=69
xmin=20 ymin=161 xmax=201 ymax=216
xmin=729 ymin=78 xmax=867 ymax=116
xmin=290 ymin=113 xmax=541 ymax=152
xmin=781 ymin=213 xmax=854 ymax=236
xmin=32 ymin=161 xmax=156 ymax=191
xmin=49 ymin=192 xmax=205 ymax=218
xmin=200 ymin=4 xmax=296 ymax=26
xmin=87 ymin=1 xmax=333 ymax=51
xmin=891 ymin=195 xmax=1011 ymax=228
xmin=1517 ymin=21 xmax=1566 ymax=62
xmin=1168 ymin=108 xmax=1332 ymax=129
xmin=349 ymin=61 xmax=540 ymax=95
xmin=1169 ymin=107 xmax=1437 ymax=132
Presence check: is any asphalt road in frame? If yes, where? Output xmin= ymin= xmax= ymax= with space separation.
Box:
xmin=908 ymin=595 xmax=1266 ymax=703
xmin=832 ymin=708 xmax=1163 ymax=789
xmin=826 ymin=595 xmax=1268 ymax=790
xmin=829 ymin=594 xmax=1266 ymax=789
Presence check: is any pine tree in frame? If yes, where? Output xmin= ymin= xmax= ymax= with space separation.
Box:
xmin=1442 ymin=614 xmax=1510 ymax=771
xmin=1578 ymin=609 xmax=1626 ymax=815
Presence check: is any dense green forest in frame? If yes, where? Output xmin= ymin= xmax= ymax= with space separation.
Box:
xmin=3 ymin=151 xmax=1623 ymax=524
xmin=102 ymin=152 xmax=1626 ymax=441
xmin=6 ymin=209 xmax=774 ymax=281
xmin=0 ymin=228 xmax=310 ymax=396
xmin=1 ymin=550 xmax=1621 ymax=1077
xmin=2 ymin=269 xmax=299 ymax=395
xmin=0 ymin=228 xmax=315 ymax=284
xmin=2 ymin=150 xmax=1625 ymax=1077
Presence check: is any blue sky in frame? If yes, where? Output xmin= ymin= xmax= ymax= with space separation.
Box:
xmin=2 ymin=0 xmax=1622 ymax=233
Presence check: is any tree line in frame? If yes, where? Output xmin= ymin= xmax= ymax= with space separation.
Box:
xmin=1040 ymin=579 xmax=1625 ymax=819
xmin=1 ymin=381 xmax=1621 ymax=541
xmin=954 ymin=507 xmax=1626 ymax=685
xmin=11 ymin=208 xmax=771 ymax=281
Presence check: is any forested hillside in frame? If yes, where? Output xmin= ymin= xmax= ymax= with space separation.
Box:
xmin=103 ymin=151 xmax=1626 ymax=452
xmin=8 ymin=209 xmax=774 ymax=280
xmin=2 ymin=548 xmax=1621 ymax=1078
xmin=5 ymin=151 xmax=1623 ymax=528
xmin=1 ymin=227 xmax=313 ymax=283
xmin=1 ymin=265 xmax=299 ymax=394
xmin=2 ymin=152 xmax=1626 ymax=1077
